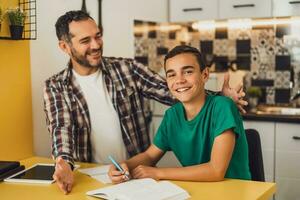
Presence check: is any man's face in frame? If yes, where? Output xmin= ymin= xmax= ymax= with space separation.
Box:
xmin=66 ymin=19 xmax=103 ymax=68
xmin=165 ymin=53 xmax=209 ymax=104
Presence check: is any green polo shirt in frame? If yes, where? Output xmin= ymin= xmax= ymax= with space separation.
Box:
xmin=153 ymin=95 xmax=251 ymax=180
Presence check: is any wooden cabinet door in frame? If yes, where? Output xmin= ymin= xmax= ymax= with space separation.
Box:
xmin=275 ymin=122 xmax=300 ymax=200
xmin=219 ymin=0 xmax=272 ymax=19
xmin=169 ymin=0 xmax=218 ymax=22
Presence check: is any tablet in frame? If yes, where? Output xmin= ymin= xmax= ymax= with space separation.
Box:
xmin=4 ymin=163 xmax=55 ymax=184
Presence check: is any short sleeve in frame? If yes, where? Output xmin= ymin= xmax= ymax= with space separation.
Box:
xmin=213 ymin=97 xmax=243 ymax=138
xmin=153 ymin=112 xmax=171 ymax=152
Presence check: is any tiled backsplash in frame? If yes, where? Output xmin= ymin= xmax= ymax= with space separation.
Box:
xmin=134 ymin=18 xmax=300 ymax=105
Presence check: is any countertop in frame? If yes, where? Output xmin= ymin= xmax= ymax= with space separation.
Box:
xmin=242 ymin=112 xmax=300 ymax=123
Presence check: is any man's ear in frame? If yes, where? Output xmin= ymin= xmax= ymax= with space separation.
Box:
xmin=58 ymin=40 xmax=71 ymax=55
xmin=202 ymin=67 xmax=210 ymax=82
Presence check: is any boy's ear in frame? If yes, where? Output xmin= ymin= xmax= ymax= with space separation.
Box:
xmin=202 ymin=67 xmax=210 ymax=82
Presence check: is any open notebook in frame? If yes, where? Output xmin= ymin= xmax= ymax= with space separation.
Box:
xmin=86 ymin=178 xmax=190 ymax=200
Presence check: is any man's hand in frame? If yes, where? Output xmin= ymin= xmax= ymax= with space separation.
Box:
xmin=222 ymin=73 xmax=248 ymax=114
xmin=108 ymin=163 xmax=130 ymax=184
xmin=131 ymin=165 xmax=161 ymax=180
xmin=53 ymin=157 xmax=74 ymax=194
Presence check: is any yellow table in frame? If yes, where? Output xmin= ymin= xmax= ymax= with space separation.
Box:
xmin=0 ymin=157 xmax=276 ymax=200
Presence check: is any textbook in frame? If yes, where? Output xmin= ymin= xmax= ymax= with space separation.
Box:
xmin=86 ymin=178 xmax=190 ymax=200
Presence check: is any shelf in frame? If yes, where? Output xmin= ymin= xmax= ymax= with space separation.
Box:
xmin=0 ymin=0 xmax=37 ymax=40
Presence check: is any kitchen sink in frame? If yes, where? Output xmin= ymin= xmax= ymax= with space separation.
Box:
xmin=255 ymin=105 xmax=300 ymax=115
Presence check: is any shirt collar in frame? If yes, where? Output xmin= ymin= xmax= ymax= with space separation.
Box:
xmin=62 ymin=58 xmax=108 ymax=86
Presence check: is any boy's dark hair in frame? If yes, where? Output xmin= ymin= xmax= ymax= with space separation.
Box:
xmin=164 ymin=45 xmax=206 ymax=71
xmin=55 ymin=10 xmax=93 ymax=42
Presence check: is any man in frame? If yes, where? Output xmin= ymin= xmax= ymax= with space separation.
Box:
xmin=109 ymin=45 xmax=251 ymax=183
xmin=44 ymin=10 xmax=247 ymax=194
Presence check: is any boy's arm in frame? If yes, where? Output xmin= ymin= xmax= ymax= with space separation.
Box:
xmin=109 ymin=145 xmax=164 ymax=183
xmin=126 ymin=145 xmax=165 ymax=170
xmin=133 ymin=130 xmax=235 ymax=182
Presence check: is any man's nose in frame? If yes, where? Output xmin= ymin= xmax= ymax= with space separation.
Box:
xmin=90 ymin=38 xmax=101 ymax=49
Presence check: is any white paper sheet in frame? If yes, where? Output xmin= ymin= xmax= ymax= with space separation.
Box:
xmin=78 ymin=165 xmax=112 ymax=184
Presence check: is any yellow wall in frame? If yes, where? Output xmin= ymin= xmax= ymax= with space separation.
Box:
xmin=0 ymin=0 xmax=33 ymax=160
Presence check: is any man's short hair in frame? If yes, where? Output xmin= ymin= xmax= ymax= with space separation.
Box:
xmin=55 ymin=10 xmax=93 ymax=42
xmin=164 ymin=45 xmax=206 ymax=71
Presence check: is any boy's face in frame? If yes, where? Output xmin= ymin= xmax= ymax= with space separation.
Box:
xmin=165 ymin=53 xmax=209 ymax=104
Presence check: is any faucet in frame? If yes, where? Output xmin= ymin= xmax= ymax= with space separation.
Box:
xmin=290 ymin=90 xmax=300 ymax=107
xmin=291 ymin=90 xmax=300 ymax=101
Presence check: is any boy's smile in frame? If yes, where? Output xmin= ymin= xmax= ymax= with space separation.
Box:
xmin=165 ymin=53 xmax=209 ymax=105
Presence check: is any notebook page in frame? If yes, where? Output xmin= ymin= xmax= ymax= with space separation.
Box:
xmin=78 ymin=165 xmax=110 ymax=176
xmin=86 ymin=178 xmax=157 ymax=198
xmin=124 ymin=181 xmax=190 ymax=200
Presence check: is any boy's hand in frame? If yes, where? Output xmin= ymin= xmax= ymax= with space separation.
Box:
xmin=108 ymin=163 xmax=130 ymax=184
xmin=53 ymin=157 xmax=74 ymax=194
xmin=131 ymin=165 xmax=161 ymax=180
xmin=222 ymin=73 xmax=248 ymax=114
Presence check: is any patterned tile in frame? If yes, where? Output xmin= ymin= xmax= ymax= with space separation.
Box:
xmin=275 ymin=38 xmax=290 ymax=56
xmin=134 ymin=38 xmax=149 ymax=57
xmin=274 ymin=71 xmax=291 ymax=89
xmin=228 ymin=19 xmax=252 ymax=40
xmin=213 ymin=39 xmax=235 ymax=57
xmin=199 ymin=29 xmax=215 ymax=41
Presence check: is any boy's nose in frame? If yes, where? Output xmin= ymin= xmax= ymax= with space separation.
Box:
xmin=176 ymin=75 xmax=186 ymax=84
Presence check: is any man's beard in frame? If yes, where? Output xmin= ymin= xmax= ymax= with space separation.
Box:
xmin=70 ymin=47 xmax=102 ymax=68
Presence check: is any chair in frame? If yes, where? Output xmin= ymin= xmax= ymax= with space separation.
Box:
xmin=245 ymin=129 xmax=265 ymax=182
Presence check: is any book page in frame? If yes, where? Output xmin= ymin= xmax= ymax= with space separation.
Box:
xmin=87 ymin=178 xmax=190 ymax=200
xmin=123 ymin=181 xmax=190 ymax=200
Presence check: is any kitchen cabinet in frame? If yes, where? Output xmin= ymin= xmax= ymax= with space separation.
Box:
xmin=273 ymin=0 xmax=300 ymax=17
xmin=243 ymin=121 xmax=276 ymax=182
xmin=219 ymin=0 xmax=272 ymax=19
xmin=169 ymin=0 xmax=218 ymax=22
xmin=275 ymin=122 xmax=300 ymax=200
xmin=169 ymin=0 xmax=272 ymax=22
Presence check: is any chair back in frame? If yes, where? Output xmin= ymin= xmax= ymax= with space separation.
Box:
xmin=245 ymin=129 xmax=265 ymax=182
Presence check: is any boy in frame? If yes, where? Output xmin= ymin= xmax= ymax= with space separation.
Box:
xmin=109 ymin=45 xmax=251 ymax=183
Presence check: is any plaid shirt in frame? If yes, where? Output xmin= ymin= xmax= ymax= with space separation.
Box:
xmin=43 ymin=57 xmax=175 ymax=166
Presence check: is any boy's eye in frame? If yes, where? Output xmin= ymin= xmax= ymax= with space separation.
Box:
xmin=184 ymin=70 xmax=193 ymax=74
xmin=167 ymin=73 xmax=175 ymax=78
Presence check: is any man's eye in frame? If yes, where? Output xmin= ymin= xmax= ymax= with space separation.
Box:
xmin=80 ymin=40 xmax=89 ymax=44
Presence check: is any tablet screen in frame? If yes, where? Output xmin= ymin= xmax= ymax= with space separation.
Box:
xmin=13 ymin=165 xmax=55 ymax=180
xmin=5 ymin=164 xmax=55 ymax=184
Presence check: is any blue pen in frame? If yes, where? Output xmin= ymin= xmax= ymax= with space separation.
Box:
xmin=108 ymin=155 xmax=130 ymax=180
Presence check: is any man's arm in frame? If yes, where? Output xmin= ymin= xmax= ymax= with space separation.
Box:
xmin=132 ymin=130 xmax=235 ymax=182
xmin=43 ymin=81 xmax=75 ymax=193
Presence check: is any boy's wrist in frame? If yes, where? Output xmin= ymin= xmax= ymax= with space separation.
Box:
xmin=156 ymin=168 xmax=165 ymax=180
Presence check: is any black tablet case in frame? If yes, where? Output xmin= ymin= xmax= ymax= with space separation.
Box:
xmin=0 ymin=165 xmax=25 ymax=181
xmin=0 ymin=161 xmax=23 ymax=181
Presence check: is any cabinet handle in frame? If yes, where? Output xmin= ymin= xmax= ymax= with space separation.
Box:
xmin=182 ymin=8 xmax=203 ymax=12
xmin=292 ymin=136 xmax=300 ymax=140
xmin=289 ymin=1 xmax=300 ymax=4
xmin=233 ymin=4 xmax=255 ymax=8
